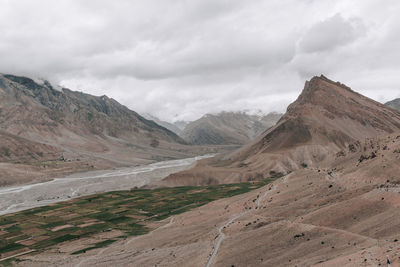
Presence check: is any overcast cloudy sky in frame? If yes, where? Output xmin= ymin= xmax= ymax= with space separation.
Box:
xmin=0 ymin=0 xmax=399 ymax=121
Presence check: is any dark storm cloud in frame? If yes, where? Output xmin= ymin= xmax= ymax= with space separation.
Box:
xmin=0 ymin=0 xmax=399 ymax=121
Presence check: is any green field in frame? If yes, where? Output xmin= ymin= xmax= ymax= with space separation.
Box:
xmin=0 ymin=179 xmax=274 ymax=263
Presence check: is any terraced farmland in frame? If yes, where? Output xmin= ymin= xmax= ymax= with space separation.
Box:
xmin=0 ymin=179 xmax=274 ymax=264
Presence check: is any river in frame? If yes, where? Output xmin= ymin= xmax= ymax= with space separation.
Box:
xmin=0 ymin=154 xmax=213 ymax=216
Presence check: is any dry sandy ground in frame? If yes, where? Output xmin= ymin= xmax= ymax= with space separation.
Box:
xmin=17 ymin=171 xmax=400 ymax=266
xmin=15 ymin=135 xmax=400 ymax=266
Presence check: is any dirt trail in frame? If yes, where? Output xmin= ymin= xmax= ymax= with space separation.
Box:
xmin=205 ymin=210 xmax=250 ymax=267
xmin=204 ymin=174 xmax=291 ymax=267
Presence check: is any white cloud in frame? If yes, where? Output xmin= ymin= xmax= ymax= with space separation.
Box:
xmin=0 ymin=0 xmax=399 ymax=121
xmin=298 ymin=14 xmax=366 ymax=53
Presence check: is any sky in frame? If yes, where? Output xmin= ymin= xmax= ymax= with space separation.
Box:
xmin=0 ymin=0 xmax=399 ymax=122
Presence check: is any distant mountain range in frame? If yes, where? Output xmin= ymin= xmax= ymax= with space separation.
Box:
xmin=179 ymin=111 xmax=282 ymax=145
xmin=143 ymin=111 xmax=282 ymax=146
xmin=142 ymin=113 xmax=183 ymax=135
xmin=385 ymin=98 xmax=400 ymax=111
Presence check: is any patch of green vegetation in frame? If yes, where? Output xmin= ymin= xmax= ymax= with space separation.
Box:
xmin=21 ymin=205 xmax=55 ymax=215
xmin=0 ymin=218 xmax=15 ymax=226
xmin=71 ymin=239 xmax=117 ymax=255
xmin=106 ymin=216 xmax=131 ymax=224
xmin=0 ymin=243 xmax=25 ymax=254
xmin=7 ymin=234 xmax=30 ymax=243
xmin=0 ymin=178 xmax=274 ymax=260
xmin=51 ymin=234 xmax=79 ymax=243
xmin=126 ymin=223 xmax=148 ymax=236
xmin=43 ymin=221 xmax=67 ymax=229
xmin=4 ymin=225 xmax=21 ymax=233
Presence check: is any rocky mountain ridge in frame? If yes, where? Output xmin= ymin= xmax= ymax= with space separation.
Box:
xmin=163 ymin=75 xmax=400 ymax=186
xmin=0 ymin=73 xmax=201 ymax=186
xmin=180 ymin=111 xmax=282 ymax=145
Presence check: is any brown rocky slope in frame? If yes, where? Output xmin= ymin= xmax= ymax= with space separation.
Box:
xmin=0 ymin=74 xmax=208 ymax=186
xmin=162 ymin=75 xmax=400 ymax=186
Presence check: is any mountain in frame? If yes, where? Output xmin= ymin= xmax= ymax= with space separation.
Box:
xmin=163 ymin=75 xmax=400 ymax=186
xmin=173 ymin=120 xmax=190 ymax=131
xmin=9 ymin=75 xmax=400 ymax=266
xmin=0 ymin=74 xmax=199 ymax=186
xmin=385 ymin=98 xmax=400 ymax=111
xmin=142 ymin=113 xmax=182 ymax=135
xmin=180 ymin=111 xmax=282 ymax=145
xmin=226 ymin=75 xmax=400 ymax=173
xmin=231 ymin=75 xmax=400 ymax=170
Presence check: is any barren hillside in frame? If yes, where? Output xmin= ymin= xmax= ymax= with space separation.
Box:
xmin=163 ymin=75 xmax=400 ymax=186
xmin=0 ymin=74 xmax=207 ymax=186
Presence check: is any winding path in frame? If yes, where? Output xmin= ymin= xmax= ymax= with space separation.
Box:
xmin=205 ymin=211 xmax=250 ymax=267
xmin=204 ymin=174 xmax=291 ymax=267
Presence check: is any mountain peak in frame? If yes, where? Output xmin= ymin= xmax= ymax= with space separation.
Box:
xmin=311 ymin=74 xmax=354 ymax=91
xmin=225 ymin=76 xmax=400 ymax=175
xmin=286 ymin=75 xmax=368 ymax=118
xmin=285 ymin=75 xmax=400 ymax=134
